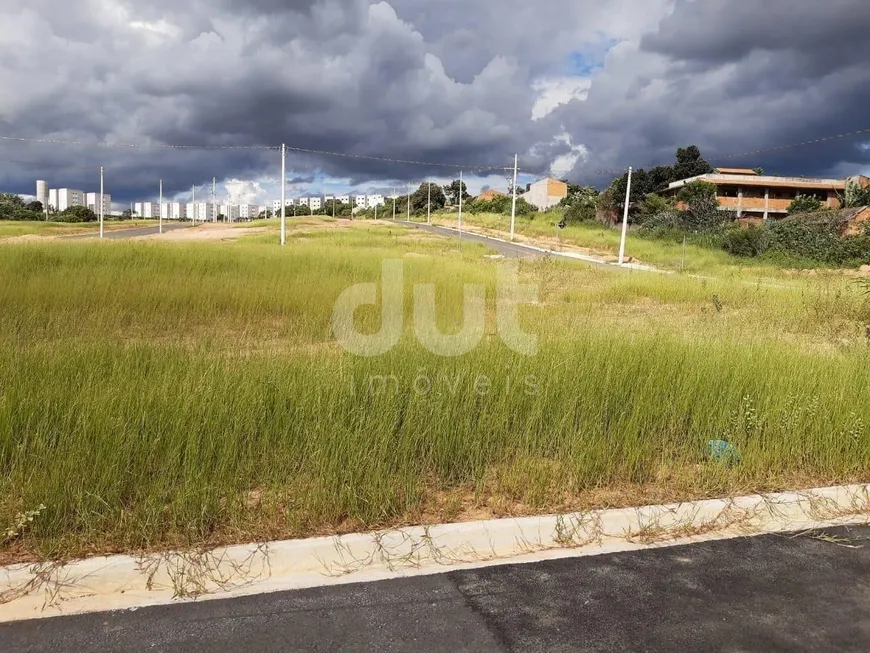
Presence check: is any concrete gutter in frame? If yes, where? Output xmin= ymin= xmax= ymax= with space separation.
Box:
xmin=1 ymin=484 xmax=868 ymax=623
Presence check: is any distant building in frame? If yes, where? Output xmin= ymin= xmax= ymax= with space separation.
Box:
xmin=48 ymin=188 xmax=87 ymax=212
xmin=239 ymin=204 xmax=260 ymax=220
xmin=186 ymin=202 xmax=215 ymax=222
xmin=308 ymin=197 xmax=322 ymax=211
xmin=521 ymin=178 xmax=568 ymax=211
xmin=366 ymin=194 xmax=385 ymax=208
xmin=337 ymin=195 xmax=350 ymax=205
xmin=477 ymin=189 xmax=505 ymax=201
xmin=35 ymin=181 xmax=49 ymax=213
xmin=662 ymin=168 xmax=870 ymax=221
xmin=355 ymin=196 xmax=367 ymax=208
xmin=86 ymin=192 xmax=112 ymax=215
xmin=272 ymin=199 xmax=295 ymax=214
xmin=134 ymin=202 xmax=159 ymax=218
xmin=219 ymin=204 xmax=240 ymax=222
xmin=167 ymin=202 xmax=187 ymax=220
xmin=297 ymin=198 xmax=310 ymax=208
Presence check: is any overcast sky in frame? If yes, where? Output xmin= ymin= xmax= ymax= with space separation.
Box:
xmin=1 ymin=0 xmax=869 ymax=204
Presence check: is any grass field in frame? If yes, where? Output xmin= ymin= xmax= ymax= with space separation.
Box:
xmin=1 ymin=217 xmax=869 ymax=561
xmin=429 ymin=211 xmax=823 ymax=276
xmin=0 ymin=219 xmax=160 ymax=238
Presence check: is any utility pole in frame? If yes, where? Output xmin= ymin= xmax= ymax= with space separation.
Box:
xmin=280 ymin=144 xmax=286 ymax=246
xmin=510 ymin=154 xmax=518 ymax=241
xmin=406 ymin=183 xmax=411 ymax=222
xmin=212 ymin=177 xmax=217 ymax=223
xmin=427 ymin=178 xmax=431 ymax=225
xmin=191 ymin=185 xmax=196 ymax=225
xmin=99 ymin=166 xmax=104 ymax=238
xmin=159 ymin=179 xmax=163 ymax=234
xmin=392 ymin=190 xmax=396 ymax=221
xmin=618 ymin=167 xmax=633 ymax=265
xmin=458 ymin=171 xmax=464 ymax=248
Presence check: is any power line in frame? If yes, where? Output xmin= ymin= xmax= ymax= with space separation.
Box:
xmin=0 ymin=134 xmax=514 ymax=171
xmin=1 ymin=124 xmax=868 ymax=182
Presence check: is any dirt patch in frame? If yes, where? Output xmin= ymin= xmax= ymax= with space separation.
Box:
xmin=0 ymin=234 xmax=52 ymax=244
xmin=138 ymin=225 xmax=268 ymax=242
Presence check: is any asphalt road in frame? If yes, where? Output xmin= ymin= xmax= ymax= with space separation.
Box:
xmin=405 ymin=222 xmax=545 ymax=259
xmin=3 ymin=524 xmax=869 ymax=652
xmin=63 ymin=222 xmax=191 ymax=240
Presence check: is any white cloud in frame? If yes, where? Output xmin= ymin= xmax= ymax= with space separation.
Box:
xmin=223 ymin=179 xmax=267 ymax=204
xmin=548 ymin=133 xmax=588 ymax=178
xmin=531 ymin=77 xmax=591 ymax=120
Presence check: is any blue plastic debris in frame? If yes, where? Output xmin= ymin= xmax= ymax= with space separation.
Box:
xmin=706 ymin=440 xmax=742 ymax=466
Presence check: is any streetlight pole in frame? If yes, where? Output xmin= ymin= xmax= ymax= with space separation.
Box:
xmin=280 ymin=144 xmax=286 ymax=246
xmin=427 ymin=178 xmax=431 ymax=225
xmin=212 ymin=177 xmax=217 ymax=223
xmin=159 ymin=179 xmax=163 ymax=234
xmin=618 ymin=166 xmax=633 ymax=265
xmin=458 ymin=171 xmax=464 ymax=248
xmin=191 ymin=185 xmax=195 ymax=225
xmin=406 ymin=183 xmax=411 ymax=222
xmin=510 ymin=154 xmax=518 ymax=241
xmin=99 ymin=166 xmax=104 ymax=238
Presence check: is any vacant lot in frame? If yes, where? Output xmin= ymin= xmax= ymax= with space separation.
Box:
xmin=0 ymin=217 xmax=868 ymax=561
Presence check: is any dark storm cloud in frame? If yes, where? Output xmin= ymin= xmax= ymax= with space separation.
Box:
xmin=1 ymin=0 xmax=869 ymax=203
xmin=552 ymin=0 xmax=870 ymax=180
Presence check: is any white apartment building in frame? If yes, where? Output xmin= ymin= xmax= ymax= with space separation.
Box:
xmin=308 ymin=197 xmax=322 ymax=210
xmin=48 ymin=188 xmax=86 ymax=212
xmin=239 ymin=204 xmax=260 ymax=220
xmin=355 ymin=196 xmax=367 ymax=208
xmin=297 ymin=198 xmax=310 ymax=208
xmin=366 ymin=194 xmax=385 ymax=208
xmin=272 ymin=199 xmax=296 ymax=214
xmin=186 ymin=202 xmax=215 ymax=222
xmin=166 ymin=202 xmax=186 ymax=220
xmin=219 ymin=204 xmax=240 ymax=222
xmin=134 ymin=202 xmax=160 ymax=218
xmin=86 ymin=193 xmax=112 ymax=215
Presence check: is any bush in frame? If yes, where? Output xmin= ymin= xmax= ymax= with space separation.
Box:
xmin=788 ymin=194 xmax=826 ymax=214
xmin=56 ymin=206 xmax=97 ymax=223
xmin=465 ymin=194 xmax=536 ymax=217
xmin=565 ymin=202 xmax=595 ymax=223
xmin=722 ymin=225 xmax=769 ymax=257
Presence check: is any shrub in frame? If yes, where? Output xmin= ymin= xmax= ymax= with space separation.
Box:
xmin=57 ymin=206 xmax=98 ymax=223
xmin=722 ymin=225 xmax=769 ymax=257
xmin=788 ymin=195 xmax=826 ymax=214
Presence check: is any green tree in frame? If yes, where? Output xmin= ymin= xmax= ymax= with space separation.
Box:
xmin=636 ymin=193 xmax=677 ymax=223
xmin=845 ymin=180 xmax=870 ymax=208
xmin=560 ymin=185 xmax=600 ymax=223
xmin=0 ymin=193 xmax=42 ymax=221
xmin=57 ymin=205 xmax=98 ymax=223
xmin=787 ymin=194 xmax=825 ymax=214
xmin=677 ymin=181 xmax=723 ymax=230
xmin=0 ymin=192 xmax=24 ymax=208
xmin=673 ymin=145 xmax=714 ymax=181
xmin=25 ymin=200 xmax=44 ymax=213
xmin=410 ymin=182 xmax=446 ymax=213
xmin=443 ymin=179 xmax=470 ymax=205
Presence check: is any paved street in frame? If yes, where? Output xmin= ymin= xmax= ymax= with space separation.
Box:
xmin=63 ymin=223 xmax=191 ymax=240
xmin=405 ymin=222 xmax=545 ymax=259
xmin=2 ymin=524 xmax=869 ymax=652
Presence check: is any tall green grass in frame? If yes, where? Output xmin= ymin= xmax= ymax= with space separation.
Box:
xmin=1 ymin=226 xmax=869 ymax=558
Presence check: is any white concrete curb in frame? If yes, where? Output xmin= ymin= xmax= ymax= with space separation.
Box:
xmin=1 ymin=484 xmax=868 ymax=623
xmin=420 ymin=222 xmax=662 ymax=271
